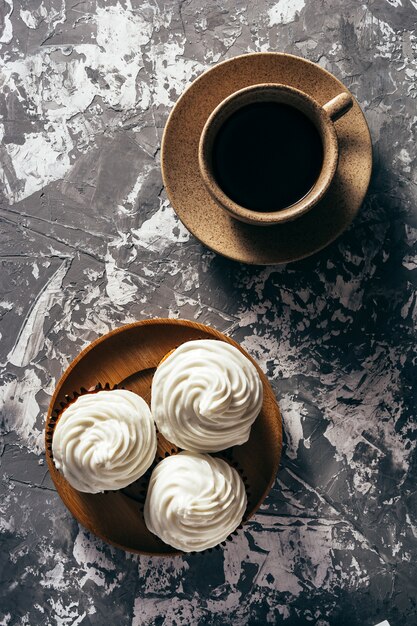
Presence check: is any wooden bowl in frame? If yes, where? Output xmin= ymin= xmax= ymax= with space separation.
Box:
xmin=45 ymin=318 xmax=282 ymax=555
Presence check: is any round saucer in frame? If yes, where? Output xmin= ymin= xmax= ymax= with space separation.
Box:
xmin=161 ymin=53 xmax=372 ymax=265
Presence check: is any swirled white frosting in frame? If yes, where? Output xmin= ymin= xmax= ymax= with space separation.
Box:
xmin=151 ymin=339 xmax=263 ymax=452
xmin=144 ymin=451 xmax=247 ymax=552
xmin=52 ymin=389 xmax=157 ymax=493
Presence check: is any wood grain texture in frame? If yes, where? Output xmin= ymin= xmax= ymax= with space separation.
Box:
xmin=45 ymin=318 xmax=282 ymax=556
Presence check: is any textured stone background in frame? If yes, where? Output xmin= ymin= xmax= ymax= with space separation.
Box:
xmin=1 ymin=0 xmax=417 ymax=625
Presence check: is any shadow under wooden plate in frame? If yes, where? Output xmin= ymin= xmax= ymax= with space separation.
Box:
xmin=45 ymin=318 xmax=282 ymax=556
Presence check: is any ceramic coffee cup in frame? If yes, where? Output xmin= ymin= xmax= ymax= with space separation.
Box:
xmin=198 ymin=83 xmax=353 ymax=226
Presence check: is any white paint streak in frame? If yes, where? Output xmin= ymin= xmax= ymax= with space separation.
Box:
xmin=133 ymin=597 xmax=202 ymax=626
xmin=280 ymin=395 xmax=305 ymax=460
xmin=151 ymin=39 xmax=205 ymax=107
xmin=398 ymin=148 xmax=412 ymax=173
xmin=5 ymin=131 xmax=72 ymax=203
xmin=20 ymin=8 xmax=37 ymax=29
xmin=131 ymin=199 xmax=190 ymax=252
xmin=123 ymin=165 xmax=154 ymax=206
xmin=93 ymin=3 xmax=154 ymax=110
xmin=268 ymin=0 xmax=306 ymax=26
xmin=0 ymin=507 xmax=15 ymax=533
xmin=0 ymin=0 xmax=13 ymax=44
xmin=105 ymin=235 xmax=138 ymax=306
xmin=0 ymin=3 xmax=154 ymax=203
xmin=7 ymin=261 xmax=69 ymax=367
xmin=72 ymin=528 xmax=120 ymax=593
xmin=0 ymin=2 xmax=209 ymax=204
xmin=47 ymin=598 xmax=85 ymax=626
xmin=0 ymin=368 xmax=44 ymax=453
xmin=360 ymin=9 xmax=396 ymax=59
xmin=406 ymin=513 xmax=417 ymax=539
xmin=32 ymin=262 xmax=40 ymax=279
xmin=329 ymin=275 xmax=364 ymax=311
xmin=40 ymin=562 xmax=66 ymax=589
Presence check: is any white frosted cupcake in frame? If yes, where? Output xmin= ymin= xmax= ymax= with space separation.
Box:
xmin=52 ymin=389 xmax=157 ymax=493
xmin=144 ymin=451 xmax=247 ymax=552
xmin=151 ymin=339 xmax=263 ymax=452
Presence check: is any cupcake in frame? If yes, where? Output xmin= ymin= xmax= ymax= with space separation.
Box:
xmin=52 ymin=389 xmax=157 ymax=493
xmin=151 ymin=339 xmax=263 ymax=452
xmin=144 ymin=451 xmax=247 ymax=552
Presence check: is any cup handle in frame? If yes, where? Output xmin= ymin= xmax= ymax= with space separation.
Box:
xmin=323 ymin=92 xmax=353 ymax=122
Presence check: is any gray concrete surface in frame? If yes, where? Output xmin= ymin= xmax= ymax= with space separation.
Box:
xmin=1 ymin=1 xmax=417 ymax=625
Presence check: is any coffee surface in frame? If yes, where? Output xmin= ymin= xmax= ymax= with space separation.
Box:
xmin=212 ymin=101 xmax=324 ymax=212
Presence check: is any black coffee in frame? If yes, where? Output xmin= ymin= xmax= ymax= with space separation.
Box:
xmin=212 ymin=102 xmax=323 ymax=212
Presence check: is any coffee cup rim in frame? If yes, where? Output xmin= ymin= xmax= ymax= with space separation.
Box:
xmin=198 ymin=83 xmax=342 ymax=226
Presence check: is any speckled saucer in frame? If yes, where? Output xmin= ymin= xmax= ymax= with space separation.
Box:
xmin=45 ymin=319 xmax=282 ymax=556
xmin=161 ymin=52 xmax=372 ymax=265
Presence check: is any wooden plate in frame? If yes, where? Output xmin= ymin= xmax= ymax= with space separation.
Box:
xmin=161 ymin=52 xmax=372 ymax=264
xmin=45 ymin=319 xmax=282 ymax=555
